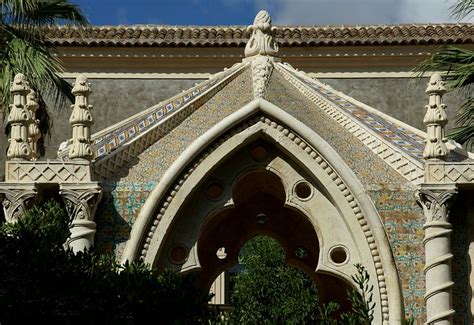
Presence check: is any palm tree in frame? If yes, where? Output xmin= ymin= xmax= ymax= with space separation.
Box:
xmin=1 ymin=0 xmax=88 ymax=155
xmin=417 ymin=0 xmax=474 ymax=150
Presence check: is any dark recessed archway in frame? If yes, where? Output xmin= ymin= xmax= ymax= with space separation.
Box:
xmin=197 ymin=169 xmax=352 ymax=309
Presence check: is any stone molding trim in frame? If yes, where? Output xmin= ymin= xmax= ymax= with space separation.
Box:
xmin=425 ymin=161 xmax=474 ymax=185
xmin=123 ymin=99 xmax=404 ymax=324
xmin=5 ymin=160 xmax=94 ymax=183
xmin=43 ymin=23 xmax=474 ymax=47
xmin=90 ymin=63 xmax=248 ymax=179
xmin=276 ymin=62 xmax=425 ymax=184
xmin=60 ymin=183 xmax=102 ymax=253
xmin=416 ymin=184 xmax=457 ymax=325
xmin=0 ymin=184 xmax=37 ymax=222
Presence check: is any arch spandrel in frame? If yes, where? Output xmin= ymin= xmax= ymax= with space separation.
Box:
xmin=123 ymin=99 xmax=404 ymax=324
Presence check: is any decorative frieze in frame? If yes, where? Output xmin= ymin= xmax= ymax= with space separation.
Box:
xmin=426 ymin=161 xmax=474 ymax=184
xmin=416 ymin=184 xmax=457 ymax=325
xmin=5 ymin=160 xmax=93 ymax=183
xmin=423 ymin=73 xmax=449 ymax=160
xmin=0 ymin=184 xmax=37 ymax=222
xmin=60 ymin=183 xmax=102 ymax=252
xmin=6 ymin=74 xmax=32 ymax=160
xmin=69 ymin=75 xmax=94 ymax=160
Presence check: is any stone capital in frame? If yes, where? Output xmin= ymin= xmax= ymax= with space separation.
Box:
xmin=416 ymin=184 xmax=457 ymax=223
xmin=59 ymin=182 xmax=102 ymax=252
xmin=0 ymin=184 xmax=38 ymax=222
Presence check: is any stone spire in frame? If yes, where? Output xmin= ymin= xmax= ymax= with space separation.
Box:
xmin=26 ymin=88 xmax=41 ymax=160
xmin=6 ymin=74 xmax=32 ymax=160
xmin=69 ymin=75 xmax=94 ymax=160
xmin=423 ymin=73 xmax=448 ymax=160
xmin=245 ymin=10 xmax=279 ymax=58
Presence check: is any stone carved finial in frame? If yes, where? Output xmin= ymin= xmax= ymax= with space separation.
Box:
xmin=245 ymin=10 xmax=279 ymax=58
xmin=69 ymin=75 xmax=94 ymax=160
xmin=26 ymin=88 xmax=41 ymax=160
xmin=423 ymin=73 xmax=448 ymax=160
xmin=6 ymin=74 xmax=32 ymax=160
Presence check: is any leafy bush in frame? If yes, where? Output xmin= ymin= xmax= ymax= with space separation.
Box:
xmin=0 ymin=201 xmax=210 ymax=324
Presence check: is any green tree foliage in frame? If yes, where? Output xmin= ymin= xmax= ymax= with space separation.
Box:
xmin=228 ymin=236 xmax=319 ymax=324
xmin=416 ymin=0 xmax=474 ymax=150
xmin=0 ymin=201 xmax=211 ymax=324
xmin=1 ymin=0 xmax=89 ymax=154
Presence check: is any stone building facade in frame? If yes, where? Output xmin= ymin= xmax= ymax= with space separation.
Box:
xmin=1 ymin=11 xmax=473 ymax=324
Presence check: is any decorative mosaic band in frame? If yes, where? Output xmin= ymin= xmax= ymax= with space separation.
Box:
xmin=278 ymin=63 xmax=426 ymax=161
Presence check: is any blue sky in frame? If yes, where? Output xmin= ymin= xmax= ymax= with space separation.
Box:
xmin=72 ymin=0 xmax=472 ymax=26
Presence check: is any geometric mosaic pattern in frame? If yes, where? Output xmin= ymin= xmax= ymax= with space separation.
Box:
xmin=57 ymin=63 xmax=245 ymax=161
xmin=285 ymin=66 xmax=427 ymax=162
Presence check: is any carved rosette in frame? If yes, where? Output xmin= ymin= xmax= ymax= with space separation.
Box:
xmin=7 ymin=74 xmax=32 ymax=160
xmin=60 ymin=183 xmax=102 ymax=252
xmin=245 ymin=10 xmax=279 ymax=58
xmin=69 ymin=75 xmax=94 ymax=160
xmin=423 ymin=73 xmax=448 ymax=160
xmin=26 ymin=88 xmax=41 ymax=160
xmin=0 ymin=186 xmax=37 ymax=222
xmin=416 ymin=184 xmax=457 ymax=325
xmin=251 ymin=56 xmax=274 ymax=99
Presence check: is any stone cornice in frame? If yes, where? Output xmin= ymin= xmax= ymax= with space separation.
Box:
xmin=44 ymin=23 xmax=473 ymax=47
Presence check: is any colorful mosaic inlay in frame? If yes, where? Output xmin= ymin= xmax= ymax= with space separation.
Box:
xmin=279 ymin=64 xmax=426 ymax=162
xmin=83 ymin=65 xmax=243 ymax=161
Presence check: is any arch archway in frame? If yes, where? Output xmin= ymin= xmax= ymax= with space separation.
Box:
xmin=123 ymin=99 xmax=404 ymax=324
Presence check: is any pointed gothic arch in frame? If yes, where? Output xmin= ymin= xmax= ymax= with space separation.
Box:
xmin=122 ymin=99 xmax=404 ymax=324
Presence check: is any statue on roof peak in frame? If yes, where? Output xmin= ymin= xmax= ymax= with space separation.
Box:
xmin=245 ymin=10 xmax=279 ymax=58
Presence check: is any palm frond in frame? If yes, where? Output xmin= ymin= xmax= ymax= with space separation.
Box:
xmin=415 ymin=45 xmax=474 ymax=90
xmin=450 ymin=0 xmax=474 ymax=20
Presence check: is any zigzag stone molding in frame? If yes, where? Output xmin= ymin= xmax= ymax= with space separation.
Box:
xmin=276 ymin=63 xmax=425 ymax=185
xmin=425 ymin=161 xmax=474 ymax=184
xmin=92 ymin=63 xmax=248 ymax=180
xmin=5 ymin=160 xmax=93 ymax=183
xmin=139 ymin=115 xmax=391 ymax=323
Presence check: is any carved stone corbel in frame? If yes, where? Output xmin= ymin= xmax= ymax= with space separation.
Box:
xmin=416 ymin=184 xmax=457 ymax=325
xmin=0 ymin=184 xmax=37 ymax=222
xmin=60 ymin=183 xmax=102 ymax=252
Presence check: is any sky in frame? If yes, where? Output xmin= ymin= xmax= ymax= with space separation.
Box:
xmin=72 ymin=0 xmax=473 ymax=26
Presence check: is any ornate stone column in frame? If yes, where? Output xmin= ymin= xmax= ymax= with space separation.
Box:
xmin=26 ymin=88 xmax=41 ymax=160
xmin=60 ymin=183 xmax=102 ymax=253
xmin=69 ymin=75 xmax=94 ymax=160
xmin=423 ymin=73 xmax=448 ymax=160
xmin=6 ymin=74 xmax=32 ymax=160
xmin=417 ymin=184 xmax=457 ymax=325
